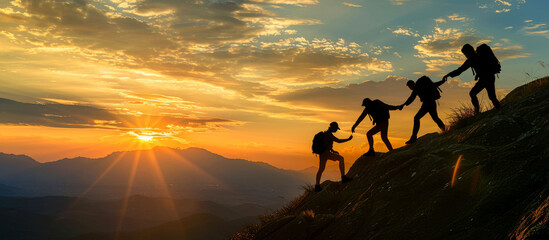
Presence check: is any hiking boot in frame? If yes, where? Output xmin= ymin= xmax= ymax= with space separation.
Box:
xmin=341 ymin=175 xmax=353 ymax=183
xmin=314 ymin=184 xmax=322 ymax=192
xmin=363 ymin=149 xmax=375 ymax=157
xmin=405 ymin=136 xmax=417 ymax=144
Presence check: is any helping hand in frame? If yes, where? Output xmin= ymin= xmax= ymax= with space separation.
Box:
xmin=351 ymin=126 xmax=356 ymax=133
xmin=348 ymin=135 xmax=353 ymax=140
xmin=398 ymin=105 xmax=404 ymax=110
xmin=442 ymin=75 xmax=449 ymax=82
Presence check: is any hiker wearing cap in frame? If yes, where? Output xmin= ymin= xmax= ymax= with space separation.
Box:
xmin=443 ymin=43 xmax=501 ymax=114
xmin=400 ymin=76 xmax=446 ymax=144
xmin=311 ymin=122 xmax=353 ymax=192
xmin=351 ymin=98 xmax=402 ymax=157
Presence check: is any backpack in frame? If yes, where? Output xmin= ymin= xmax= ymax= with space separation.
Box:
xmin=312 ymin=131 xmax=327 ymax=154
xmin=415 ymin=76 xmax=441 ymax=101
xmin=476 ymin=44 xmax=501 ymax=75
xmin=366 ymin=100 xmax=390 ymax=125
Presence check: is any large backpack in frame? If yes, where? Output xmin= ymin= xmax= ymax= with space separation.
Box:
xmin=366 ymin=100 xmax=390 ymax=125
xmin=415 ymin=76 xmax=441 ymax=101
xmin=476 ymin=44 xmax=501 ymax=75
xmin=312 ymin=131 xmax=327 ymax=154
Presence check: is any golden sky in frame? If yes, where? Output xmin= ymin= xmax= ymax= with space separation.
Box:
xmin=0 ymin=0 xmax=547 ymax=170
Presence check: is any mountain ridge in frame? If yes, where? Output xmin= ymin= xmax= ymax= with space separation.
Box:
xmin=0 ymin=147 xmax=309 ymax=205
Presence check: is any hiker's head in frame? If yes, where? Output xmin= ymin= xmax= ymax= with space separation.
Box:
xmin=406 ymin=80 xmax=415 ymax=90
xmin=329 ymin=122 xmax=340 ymax=132
xmin=461 ymin=44 xmax=475 ymax=58
xmin=361 ymin=98 xmax=372 ymax=107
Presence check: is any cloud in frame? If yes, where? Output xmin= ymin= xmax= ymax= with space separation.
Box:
xmin=414 ymin=26 xmax=529 ymax=72
xmin=495 ymin=8 xmax=511 ymax=13
xmin=343 ymin=2 xmax=362 ymax=8
xmin=390 ymin=0 xmax=410 ymax=5
xmin=9 ymin=0 xmax=175 ymax=58
xmin=273 ymin=76 xmax=410 ymax=111
xmin=390 ymin=27 xmax=420 ymax=37
xmin=477 ymin=0 xmax=526 ymax=13
xmin=495 ymin=0 xmax=512 ymax=7
xmin=250 ymin=0 xmax=319 ymax=6
xmin=447 ymin=13 xmax=471 ymax=22
xmin=522 ymin=21 xmax=549 ymax=38
xmin=0 ymin=97 xmax=235 ymax=132
xmin=0 ymin=0 xmax=354 ymax=96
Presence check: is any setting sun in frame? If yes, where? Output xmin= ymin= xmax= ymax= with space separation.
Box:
xmin=137 ymin=135 xmax=153 ymax=142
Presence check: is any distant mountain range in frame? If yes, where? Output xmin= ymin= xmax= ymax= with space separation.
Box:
xmin=0 ymin=147 xmax=310 ymax=206
xmin=72 ymin=213 xmax=256 ymax=240
xmin=0 ymin=195 xmax=266 ymax=240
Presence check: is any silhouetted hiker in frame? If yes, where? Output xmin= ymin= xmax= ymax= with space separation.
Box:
xmin=400 ymin=76 xmax=446 ymax=144
xmin=312 ymin=122 xmax=353 ymax=192
xmin=351 ymin=98 xmax=402 ymax=157
xmin=443 ymin=43 xmax=501 ymax=114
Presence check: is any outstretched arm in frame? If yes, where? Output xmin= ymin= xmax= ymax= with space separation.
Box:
xmin=352 ymin=108 xmax=368 ymax=133
xmin=385 ymin=102 xmax=401 ymax=111
xmin=444 ymin=59 xmax=471 ymax=80
xmin=403 ymin=91 xmax=417 ymax=106
xmin=334 ymin=135 xmax=353 ymax=143
xmin=434 ymin=79 xmax=446 ymax=87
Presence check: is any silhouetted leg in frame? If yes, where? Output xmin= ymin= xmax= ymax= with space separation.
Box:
xmin=469 ymin=81 xmax=485 ymax=113
xmin=326 ymin=152 xmax=345 ymax=178
xmin=411 ymin=106 xmax=428 ymax=139
xmin=378 ymin=121 xmax=393 ymax=151
xmin=427 ymin=102 xmax=446 ymax=131
xmin=366 ymin=124 xmax=383 ymax=151
xmin=484 ymin=75 xmax=500 ymax=109
xmin=315 ymin=152 xmax=328 ymax=185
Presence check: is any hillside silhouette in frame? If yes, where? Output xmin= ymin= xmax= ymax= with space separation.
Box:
xmin=234 ymin=77 xmax=549 ymax=240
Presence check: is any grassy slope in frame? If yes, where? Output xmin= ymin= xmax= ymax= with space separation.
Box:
xmin=235 ymin=77 xmax=549 ymax=240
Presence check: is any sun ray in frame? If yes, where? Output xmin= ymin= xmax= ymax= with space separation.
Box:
xmin=161 ymin=147 xmax=225 ymax=190
xmin=53 ymin=142 xmax=139 ymax=225
xmin=115 ymin=147 xmax=142 ymax=239
xmin=146 ymin=150 xmax=181 ymax=220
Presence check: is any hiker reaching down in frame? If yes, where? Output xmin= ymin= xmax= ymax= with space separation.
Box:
xmin=352 ymin=98 xmax=402 ymax=157
xmin=312 ymin=122 xmax=353 ymax=192
xmin=443 ymin=43 xmax=501 ymax=114
xmin=400 ymin=76 xmax=446 ymax=144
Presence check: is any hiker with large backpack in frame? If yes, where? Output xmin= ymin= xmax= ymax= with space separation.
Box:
xmin=443 ymin=43 xmax=501 ymax=114
xmin=312 ymin=122 xmax=353 ymax=192
xmin=351 ymin=98 xmax=403 ymax=157
xmin=400 ymin=76 xmax=446 ymax=144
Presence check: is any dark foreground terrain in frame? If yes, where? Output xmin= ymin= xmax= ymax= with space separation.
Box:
xmin=234 ymin=77 xmax=549 ymax=240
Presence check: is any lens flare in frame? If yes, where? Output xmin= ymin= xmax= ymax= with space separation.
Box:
xmin=451 ymin=155 xmax=463 ymax=188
